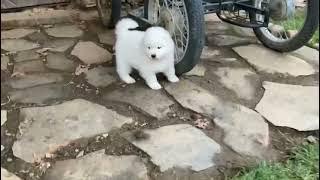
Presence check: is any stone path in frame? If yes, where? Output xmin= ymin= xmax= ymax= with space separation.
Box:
xmin=13 ymin=99 xmax=132 ymax=163
xmin=233 ymin=44 xmax=316 ymax=76
xmin=123 ymin=124 xmax=221 ymax=172
xmin=213 ymin=67 xmax=258 ymax=100
xmin=44 ymin=150 xmax=148 ymax=180
xmin=1 ymin=168 xmax=21 ymax=180
xmin=256 ymin=82 xmax=319 ymax=131
xmin=71 ymin=41 xmax=112 ymax=64
xmin=1 ymin=13 xmax=319 ymax=180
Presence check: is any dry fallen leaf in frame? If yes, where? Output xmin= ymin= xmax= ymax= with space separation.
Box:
xmin=75 ymin=65 xmax=89 ymax=75
xmin=194 ymin=118 xmax=210 ymax=129
xmin=11 ymin=72 xmax=26 ymax=78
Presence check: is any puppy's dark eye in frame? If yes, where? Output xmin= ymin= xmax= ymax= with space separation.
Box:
xmin=148 ymin=47 xmax=151 ymax=49
xmin=157 ymin=47 xmax=161 ymax=49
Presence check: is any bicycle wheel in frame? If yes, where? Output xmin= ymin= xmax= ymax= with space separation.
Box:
xmin=96 ymin=0 xmax=121 ymax=28
xmin=144 ymin=0 xmax=205 ymax=75
xmin=252 ymin=0 xmax=319 ymax=52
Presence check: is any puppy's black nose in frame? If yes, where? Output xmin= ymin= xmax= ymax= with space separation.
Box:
xmin=151 ymin=54 xmax=156 ymax=59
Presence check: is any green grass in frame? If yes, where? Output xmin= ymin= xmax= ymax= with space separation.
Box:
xmin=309 ymin=29 xmax=319 ymax=46
xmin=275 ymin=9 xmax=319 ymax=47
xmin=280 ymin=10 xmax=306 ymax=32
xmin=232 ymin=143 xmax=319 ymax=180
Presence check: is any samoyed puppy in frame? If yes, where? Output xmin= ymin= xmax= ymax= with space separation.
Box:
xmin=115 ymin=18 xmax=179 ymax=90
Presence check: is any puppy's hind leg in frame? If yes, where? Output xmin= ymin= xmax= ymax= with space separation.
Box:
xmin=117 ymin=63 xmax=136 ymax=84
xmin=164 ymin=66 xmax=179 ymax=83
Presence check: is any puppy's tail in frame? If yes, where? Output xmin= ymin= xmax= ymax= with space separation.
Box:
xmin=115 ymin=18 xmax=139 ymax=36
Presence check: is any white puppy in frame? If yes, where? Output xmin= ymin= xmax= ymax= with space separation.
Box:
xmin=115 ymin=18 xmax=179 ymax=90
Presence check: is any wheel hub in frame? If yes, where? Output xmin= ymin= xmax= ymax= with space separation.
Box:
xmin=269 ymin=0 xmax=295 ymax=21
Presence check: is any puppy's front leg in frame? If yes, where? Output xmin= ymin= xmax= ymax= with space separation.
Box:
xmin=164 ymin=66 xmax=179 ymax=83
xmin=117 ymin=64 xmax=136 ymax=84
xmin=140 ymin=71 xmax=162 ymax=90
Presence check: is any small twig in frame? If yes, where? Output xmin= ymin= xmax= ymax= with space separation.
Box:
xmin=1 ymin=96 xmax=11 ymax=106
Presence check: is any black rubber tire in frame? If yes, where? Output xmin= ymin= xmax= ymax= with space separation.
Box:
xmin=144 ymin=0 xmax=205 ymax=75
xmin=96 ymin=0 xmax=121 ymax=28
xmin=252 ymin=0 xmax=319 ymax=52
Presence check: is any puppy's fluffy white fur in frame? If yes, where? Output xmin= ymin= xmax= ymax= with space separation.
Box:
xmin=115 ymin=18 xmax=179 ymax=90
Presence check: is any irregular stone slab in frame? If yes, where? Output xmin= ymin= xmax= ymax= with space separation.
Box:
xmin=13 ymin=60 xmax=46 ymax=74
xmin=12 ymin=99 xmax=132 ymax=162
xmin=205 ymin=22 xmax=230 ymax=35
xmin=295 ymin=0 xmax=306 ymax=7
xmin=46 ymin=53 xmax=76 ymax=72
xmin=1 ymin=9 xmax=77 ymax=29
xmin=44 ymin=150 xmax=148 ymax=180
xmin=164 ymin=80 xmax=221 ymax=116
xmin=98 ymin=30 xmax=115 ymax=46
xmin=8 ymin=73 xmax=64 ymax=89
xmin=1 ymin=110 xmax=7 ymax=126
xmin=220 ymin=57 xmax=238 ymax=62
xmin=287 ymin=30 xmax=298 ymax=38
xmin=256 ymin=82 xmax=319 ymax=131
xmin=75 ymin=0 xmax=96 ymax=8
xmin=43 ymin=39 xmax=76 ymax=52
xmin=104 ymin=86 xmax=174 ymax=118
xmin=84 ymin=66 xmax=117 ymax=87
xmin=45 ymin=25 xmax=83 ymax=38
xmin=292 ymin=46 xmax=319 ymax=66
xmin=78 ymin=9 xmax=99 ymax=21
xmin=204 ymin=14 xmax=221 ymax=22
xmin=214 ymin=104 xmax=269 ymax=157
xmin=201 ymin=46 xmax=220 ymax=59
xmin=1 ymin=28 xmax=36 ymax=39
xmin=1 ymin=55 xmax=9 ymax=70
xmin=9 ymin=83 xmax=70 ymax=104
xmin=185 ymin=64 xmax=206 ymax=77
xmin=1 ymin=168 xmax=21 ymax=180
xmin=165 ymin=80 xmax=269 ymax=157
xmin=214 ymin=67 xmax=258 ymax=100
xmin=14 ymin=49 xmax=41 ymax=62
xmin=204 ymin=56 xmax=238 ymax=63
xmin=71 ymin=41 xmax=112 ymax=64
xmin=1 ymin=39 xmax=40 ymax=52
xmin=123 ymin=124 xmax=221 ymax=172
xmin=268 ymin=24 xmax=285 ymax=35
xmin=228 ymin=24 xmax=255 ymax=37
xmin=27 ymin=31 xmax=48 ymax=45
xmin=208 ymin=35 xmax=256 ymax=46
xmin=233 ymin=44 xmax=315 ymax=76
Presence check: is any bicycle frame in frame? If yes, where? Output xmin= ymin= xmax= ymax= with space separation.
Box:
xmin=204 ymin=0 xmax=270 ymax=28
xmin=203 ymin=0 xmax=253 ymax=14
xmin=111 ymin=0 xmax=270 ymax=28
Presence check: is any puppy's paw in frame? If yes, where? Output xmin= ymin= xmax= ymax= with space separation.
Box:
xmin=122 ymin=76 xmax=136 ymax=84
xmin=148 ymin=83 xmax=162 ymax=90
xmin=168 ymin=76 xmax=179 ymax=83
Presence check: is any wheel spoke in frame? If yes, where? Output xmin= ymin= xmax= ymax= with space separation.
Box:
xmin=149 ymin=0 xmax=189 ymax=62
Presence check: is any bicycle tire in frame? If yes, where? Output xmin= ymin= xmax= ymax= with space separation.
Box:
xmin=252 ymin=0 xmax=319 ymax=52
xmin=144 ymin=0 xmax=205 ymax=75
